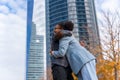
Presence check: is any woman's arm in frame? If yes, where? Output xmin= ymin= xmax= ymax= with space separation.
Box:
xmin=51 ymin=37 xmax=70 ymax=58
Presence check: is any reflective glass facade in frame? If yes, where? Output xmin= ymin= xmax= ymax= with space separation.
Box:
xmin=27 ymin=0 xmax=46 ymax=80
xmin=76 ymin=0 xmax=100 ymax=47
xmin=27 ymin=28 xmax=44 ymax=80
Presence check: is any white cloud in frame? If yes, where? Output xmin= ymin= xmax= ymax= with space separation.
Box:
xmin=101 ymin=0 xmax=120 ymax=12
xmin=0 ymin=67 xmax=24 ymax=80
xmin=0 ymin=0 xmax=26 ymax=80
xmin=15 ymin=0 xmax=27 ymax=9
xmin=95 ymin=0 xmax=120 ymax=32
xmin=96 ymin=0 xmax=120 ymax=18
xmin=0 ymin=0 xmax=26 ymax=13
xmin=8 ymin=0 xmax=21 ymax=13
xmin=0 ymin=5 xmax=9 ymax=14
xmin=0 ymin=13 xmax=26 ymax=80
xmin=0 ymin=0 xmax=8 ymax=4
xmin=16 ymin=8 xmax=26 ymax=19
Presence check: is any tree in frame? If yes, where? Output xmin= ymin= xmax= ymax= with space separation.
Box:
xmin=82 ymin=10 xmax=120 ymax=80
xmin=98 ymin=11 xmax=120 ymax=80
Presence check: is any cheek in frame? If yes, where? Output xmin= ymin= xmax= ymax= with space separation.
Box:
xmin=54 ymin=29 xmax=58 ymax=33
xmin=55 ymin=29 xmax=60 ymax=33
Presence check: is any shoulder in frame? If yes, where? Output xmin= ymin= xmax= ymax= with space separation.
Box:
xmin=59 ymin=36 xmax=75 ymax=44
xmin=60 ymin=36 xmax=74 ymax=41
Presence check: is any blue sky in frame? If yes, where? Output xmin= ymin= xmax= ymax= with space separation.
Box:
xmin=0 ymin=0 xmax=120 ymax=80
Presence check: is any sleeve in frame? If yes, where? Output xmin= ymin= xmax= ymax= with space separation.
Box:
xmin=51 ymin=37 xmax=54 ymax=51
xmin=52 ymin=38 xmax=70 ymax=58
xmin=51 ymin=35 xmax=55 ymax=51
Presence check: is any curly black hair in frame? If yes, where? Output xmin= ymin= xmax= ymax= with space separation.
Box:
xmin=57 ymin=21 xmax=74 ymax=31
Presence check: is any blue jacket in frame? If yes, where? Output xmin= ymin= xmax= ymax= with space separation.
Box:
xmin=52 ymin=36 xmax=95 ymax=74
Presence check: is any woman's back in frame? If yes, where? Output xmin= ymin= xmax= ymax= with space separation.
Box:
xmin=60 ymin=36 xmax=96 ymax=74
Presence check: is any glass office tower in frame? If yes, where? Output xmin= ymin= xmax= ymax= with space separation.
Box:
xmin=27 ymin=26 xmax=44 ymax=80
xmin=46 ymin=0 xmax=100 ymax=66
xmin=27 ymin=0 xmax=46 ymax=80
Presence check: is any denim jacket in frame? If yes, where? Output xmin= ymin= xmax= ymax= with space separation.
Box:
xmin=52 ymin=36 xmax=96 ymax=74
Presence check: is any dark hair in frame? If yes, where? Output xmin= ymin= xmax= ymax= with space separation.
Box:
xmin=57 ymin=22 xmax=65 ymax=29
xmin=63 ymin=21 xmax=74 ymax=31
xmin=57 ymin=21 xmax=74 ymax=31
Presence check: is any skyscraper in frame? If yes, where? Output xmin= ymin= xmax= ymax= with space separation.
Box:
xmin=26 ymin=22 xmax=44 ymax=80
xmin=46 ymin=0 xmax=100 ymax=65
xmin=27 ymin=0 xmax=46 ymax=80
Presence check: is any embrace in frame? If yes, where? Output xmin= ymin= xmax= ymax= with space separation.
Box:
xmin=50 ymin=21 xmax=98 ymax=80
